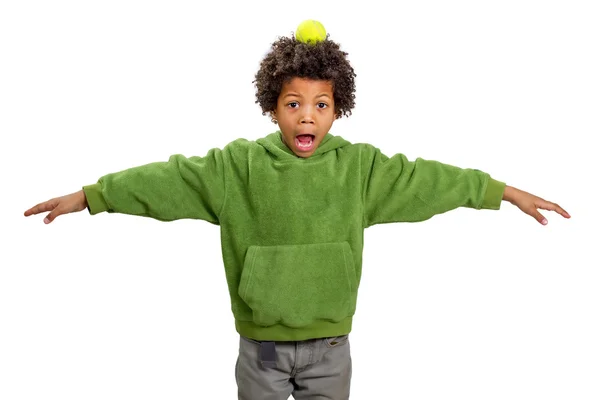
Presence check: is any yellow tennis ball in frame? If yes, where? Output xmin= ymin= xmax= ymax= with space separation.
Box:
xmin=295 ymin=20 xmax=327 ymax=44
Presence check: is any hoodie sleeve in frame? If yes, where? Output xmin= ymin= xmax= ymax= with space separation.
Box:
xmin=82 ymin=148 xmax=226 ymax=224
xmin=360 ymin=144 xmax=505 ymax=227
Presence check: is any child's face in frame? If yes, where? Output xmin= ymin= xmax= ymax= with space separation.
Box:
xmin=272 ymin=77 xmax=336 ymax=158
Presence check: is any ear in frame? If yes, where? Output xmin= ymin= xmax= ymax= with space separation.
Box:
xmin=269 ymin=110 xmax=278 ymax=124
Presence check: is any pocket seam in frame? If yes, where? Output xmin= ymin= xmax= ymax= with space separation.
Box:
xmin=240 ymin=247 xmax=258 ymax=300
xmin=342 ymin=244 xmax=353 ymax=291
xmin=325 ymin=335 xmax=349 ymax=348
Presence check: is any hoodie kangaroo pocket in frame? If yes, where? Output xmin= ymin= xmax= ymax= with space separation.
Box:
xmin=238 ymin=242 xmax=357 ymax=328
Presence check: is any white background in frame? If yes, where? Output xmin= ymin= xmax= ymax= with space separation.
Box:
xmin=2 ymin=1 xmax=598 ymax=399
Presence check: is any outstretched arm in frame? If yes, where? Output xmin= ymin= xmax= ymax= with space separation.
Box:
xmin=360 ymin=144 xmax=570 ymax=227
xmin=25 ymin=148 xmax=226 ymax=225
xmin=361 ymin=145 xmax=506 ymax=227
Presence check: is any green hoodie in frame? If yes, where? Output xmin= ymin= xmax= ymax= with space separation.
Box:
xmin=83 ymin=131 xmax=505 ymax=341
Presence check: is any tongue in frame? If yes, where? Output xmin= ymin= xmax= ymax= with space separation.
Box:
xmin=297 ymin=135 xmax=313 ymax=143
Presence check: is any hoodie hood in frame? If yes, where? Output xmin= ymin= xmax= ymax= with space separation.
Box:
xmin=256 ymin=131 xmax=351 ymax=161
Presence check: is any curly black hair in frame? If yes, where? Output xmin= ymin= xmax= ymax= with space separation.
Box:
xmin=253 ymin=34 xmax=357 ymax=120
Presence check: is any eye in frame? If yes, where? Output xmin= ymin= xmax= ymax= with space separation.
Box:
xmin=317 ymin=102 xmax=328 ymax=109
xmin=287 ymin=102 xmax=299 ymax=108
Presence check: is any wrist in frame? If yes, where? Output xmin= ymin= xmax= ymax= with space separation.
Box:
xmin=79 ymin=189 xmax=88 ymax=208
xmin=502 ymin=185 xmax=519 ymax=204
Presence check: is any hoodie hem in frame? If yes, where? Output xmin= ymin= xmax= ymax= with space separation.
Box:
xmin=235 ymin=317 xmax=353 ymax=341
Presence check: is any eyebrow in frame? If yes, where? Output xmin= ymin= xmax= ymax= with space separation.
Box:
xmin=283 ymin=93 xmax=332 ymax=99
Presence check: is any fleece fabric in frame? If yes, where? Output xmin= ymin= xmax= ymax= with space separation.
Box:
xmin=82 ymin=131 xmax=506 ymax=341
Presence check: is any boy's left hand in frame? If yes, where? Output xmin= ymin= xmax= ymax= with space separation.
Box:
xmin=503 ymin=185 xmax=570 ymax=225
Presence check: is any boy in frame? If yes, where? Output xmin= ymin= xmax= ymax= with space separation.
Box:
xmin=24 ymin=21 xmax=569 ymax=400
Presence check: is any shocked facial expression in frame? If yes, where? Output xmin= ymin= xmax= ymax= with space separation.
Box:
xmin=271 ymin=77 xmax=337 ymax=158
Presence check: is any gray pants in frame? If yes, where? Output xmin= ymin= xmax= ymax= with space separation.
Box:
xmin=235 ymin=334 xmax=352 ymax=400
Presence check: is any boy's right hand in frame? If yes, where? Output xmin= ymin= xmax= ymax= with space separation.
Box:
xmin=24 ymin=190 xmax=88 ymax=224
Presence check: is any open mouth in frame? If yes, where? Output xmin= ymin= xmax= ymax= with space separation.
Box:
xmin=295 ymin=134 xmax=315 ymax=152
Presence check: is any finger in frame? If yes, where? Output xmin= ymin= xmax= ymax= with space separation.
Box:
xmin=24 ymin=199 xmax=58 ymax=217
xmin=537 ymin=200 xmax=571 ymax=219
xmin=44 ymin=207 xmax=65 ymax=224
xmin=531 ymin=209 xmax=548 ymax=225
xmin=551 ymin=203 xmax=570 ymax=218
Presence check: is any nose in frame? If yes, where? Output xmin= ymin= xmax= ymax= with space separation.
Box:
xmin=299 ymin=104 xmax=315 ymax=124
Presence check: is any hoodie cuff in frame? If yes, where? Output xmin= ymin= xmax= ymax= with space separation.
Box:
xmin=481 ymin=177 xmax=506 ymax=210
xmin=82 ymin=183 xmax=109 ymax=215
